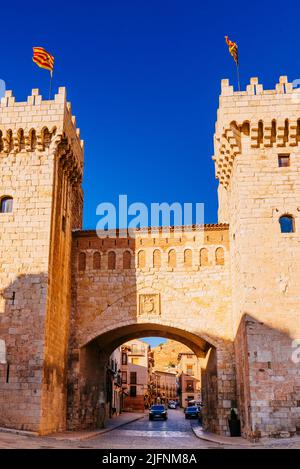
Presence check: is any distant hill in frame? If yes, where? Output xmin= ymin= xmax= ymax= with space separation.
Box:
xmin=152 ymin=340 xmax=193 ymax=372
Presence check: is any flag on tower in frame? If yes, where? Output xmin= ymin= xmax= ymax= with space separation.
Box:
xmin=225 ymin=36 xmax=238 ymax=65
xmin=32 ymin=47 xmax=54 ymax=75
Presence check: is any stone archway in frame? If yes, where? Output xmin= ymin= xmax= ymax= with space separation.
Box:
xmin=67 ymin=321 xmax=236 ymax=436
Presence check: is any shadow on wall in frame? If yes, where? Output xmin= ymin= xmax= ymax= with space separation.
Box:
xmin=234 ymin=314 xmax=300 ymax=440
xmin=0 ymin=273 xmax=49 ymax=432
xmin=67 ymin=235 xmax=139 ymax=431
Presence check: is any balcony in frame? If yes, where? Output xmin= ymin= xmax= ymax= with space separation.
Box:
xmin=185 ymin=387 xmax=194 ymax=392
xmin=128 ymin=347 xmax=146 ymax=356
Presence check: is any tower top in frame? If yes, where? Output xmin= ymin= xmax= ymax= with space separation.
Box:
xmin=213 ymin=76 xmax=300 ymax=187
xmin=0 ymin=87 xmax=83 ymax=183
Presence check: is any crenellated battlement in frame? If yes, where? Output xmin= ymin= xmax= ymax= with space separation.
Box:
xmin=0 ymin=87 xmax=84 ymax=185
xmin=213 ymin=76 xmax=300 ymax=187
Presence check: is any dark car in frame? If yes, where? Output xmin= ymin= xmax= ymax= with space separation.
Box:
xmin=184 ymin=406 xmax=199 ymax=419
xmin=149 ymin=405 xmax=168 ymax=420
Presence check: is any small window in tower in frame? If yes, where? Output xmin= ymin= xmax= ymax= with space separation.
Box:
xmin=279 ymin=215 xmax=295 ymax=233
xmin=62 ymin=215 xmax=66 ymax=232
xmin=278 ymin=154 xmax=290 ymax=167
xmin=0 ymin=196 xmax=13 ymax=213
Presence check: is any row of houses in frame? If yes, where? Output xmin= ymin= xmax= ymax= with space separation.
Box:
xmin=106 ymin=339 xmax=202 ymax=416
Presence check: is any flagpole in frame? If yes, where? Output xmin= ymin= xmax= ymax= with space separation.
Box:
xmin=236 ymin=62 xmax=241 ymax=91
xmin=49 ymin=70 xmax=53 ymax=100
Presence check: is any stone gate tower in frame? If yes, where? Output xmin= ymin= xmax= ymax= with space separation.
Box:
xmin=0 ymin=88 xmax=83 ymax=434
xmin=214 ymin=76 xmax=300 ymax=438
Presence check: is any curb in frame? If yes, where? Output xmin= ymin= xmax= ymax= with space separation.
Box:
xmin=190 ymin=423 xmax=253 ymax=447
xmin=0 ymin=414 xmax=145 ymax=442
xmin=47 ymin=414 xmax=145 ymax=442
xmin=0 ymin=427 xmax=39 ymax=438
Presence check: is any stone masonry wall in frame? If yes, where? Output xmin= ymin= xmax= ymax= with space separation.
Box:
xmin=0 ymin=88 xmax=83 ymax=433
xmin=67 ymin=226 xmax=237 ymax=435
xmin=214 ymin=76 xmax=300 ymax=437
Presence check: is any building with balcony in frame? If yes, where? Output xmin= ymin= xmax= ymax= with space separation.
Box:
xmin=150 ymin=370 xmax=177 ymax=405
xmin=121 ymin=339 xmax=150 ymax=412
xmin=177 ymin=352 xmax=202 ymax=407
xmin=106 ymin=347 xmax=122 ymax=417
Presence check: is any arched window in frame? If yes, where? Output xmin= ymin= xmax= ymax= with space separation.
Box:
xmin=279 ymin=215 xmax=295 ymax=233
xmin=138 ymin=250 xmax=146 ymax=268
xmin=215 ymin=247 xmax=225 ymax=266
xmin=258 ymin=120 xmax=264 ymax=144
xmin=200 ymin=248 xmax=208 ymax=267
xmin=123 ymin=251 xmax=131 ymax=269
xmin=108 ymin=251 xmax=116 ymax=270
xmin=0 ymin=196 xmax=13 ymax=213
xmin=184 ymin=249 xmax=192 ymax=267
xmin=168 ymin=249 xmax=176 ymax=268
xmin=17 ymin=128 xmax=25 ymax=151
xmin=271 ymin=120 xmax=277 ymax=143
xmin=241 ymin=121 xmax=250 ymax=136
xmin=6 ymin=129 xmax=13 ymax=153
xmin=78 ymin=252 xmax=86 ymax=271
xmin=153 ymin=249 xmax=161 ymax=268
xmin=93 ymin=252 xmax=101 ymax=270
xmin=0 ymin=339 xmax=6 ymax=364
xmin=29 ymin=129 xmax=37 ymax=151
xmin=284 ymin=119 xmax=289 ymax=143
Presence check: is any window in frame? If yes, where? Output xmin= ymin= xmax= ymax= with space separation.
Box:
xmin=186 ymin=365 xmax=194 ymax=375
xmin=271 ymin=120 xmax=276 ymax=143
xmin=130 ymin=385 xmax=137 ymax=397
xmin=168 ymin=249 xmax=176 ymax=268
xmin=153 ymin=249 xmax=161 ymax=268
xmin=62 ymin=215 xmax=66 ymax=232
xmin=184 ymin=249 xmax=192 ymax=267
xmin=78 ymin=252 xmax=86 ymax=271
xmin=93 ymin=252 xmax=101 ymax=270
xmin=108 ymin=251 xmax=116 ymax=269
xmin=130 ymin=372 xmax=137 ymax=384
xmin=122 ymin=352 xmax=127 ymax=365
xmin=258 ymin=120 xmax=263 ymax=144
xmin=278 ymin=154 xmax=290 ymax=167
xmin=123 ymin=250 xmax=131 ymax=269
xmin=279 ymin=215 xmax=295 ymax=233
xmin=200 ymin=248 xmax=208 ymax=266
xmin=0 ymin=339 xmax=6 ymax=364
xmin=131 ymin=357 xmax=139 ymax=365
xmin=215 ymin=247 xmax=225 ymax=265
xmin=122 ymin=371 xmax=127 ymax=384
xmin=138 ymin=250 xmax=146 ymax=268
xmin=0 ymin=196 xmax=13 ymax=213
xmin=186 ymin=380 xmax=194 ymax=392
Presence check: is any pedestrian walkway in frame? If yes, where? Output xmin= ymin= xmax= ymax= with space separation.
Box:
xmin=190 ymin=422 xmax=252 ymax=447
xmin=190 ymin=422 xmax=300 ymax=448
xmin=46 ymin=412 xmax=145 ymax=442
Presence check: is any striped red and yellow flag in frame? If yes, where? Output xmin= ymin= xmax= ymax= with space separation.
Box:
xmin=32 ymin=47 xmax=54 ymax=74
xmin=225 ymin=36 xmax=238 ymax=65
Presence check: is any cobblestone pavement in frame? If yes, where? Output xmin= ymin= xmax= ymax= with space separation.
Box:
xmin=1 ymin=410 xmax=300 ymax=449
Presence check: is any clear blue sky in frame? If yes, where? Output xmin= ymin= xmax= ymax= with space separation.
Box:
xmin=3 ymin=1 xmax=299 ymax=348
xmin=2 ymin=0 xmax=300 ymax=228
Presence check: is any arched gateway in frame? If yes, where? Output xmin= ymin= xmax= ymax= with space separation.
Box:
xmin=1 ymin=78 xmax=300 ymax=441
xmin=67 ymin=226 xmax=235 ymax=435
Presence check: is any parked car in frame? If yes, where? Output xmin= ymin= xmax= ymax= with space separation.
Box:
xmin=184 ymin=406 xmax=199 ymax=419
xmin=168 ymin=401 xmax=176 ymax=409
xmin=149 ymin=405 xmax=168 ymax=420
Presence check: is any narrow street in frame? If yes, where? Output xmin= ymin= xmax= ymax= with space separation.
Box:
xmin=0 ymin=410 xmax=216 ymax=449
xmin=1 ymin=410 xmax=300 ymax=449
xmin=81 ymin=409 xmax=216 ymax=449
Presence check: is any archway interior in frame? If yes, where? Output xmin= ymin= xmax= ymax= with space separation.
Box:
xmin=70 ymin=324 xmax=217 ymax=433
xmin=90 ymin=323 xmax=212 ymax=357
